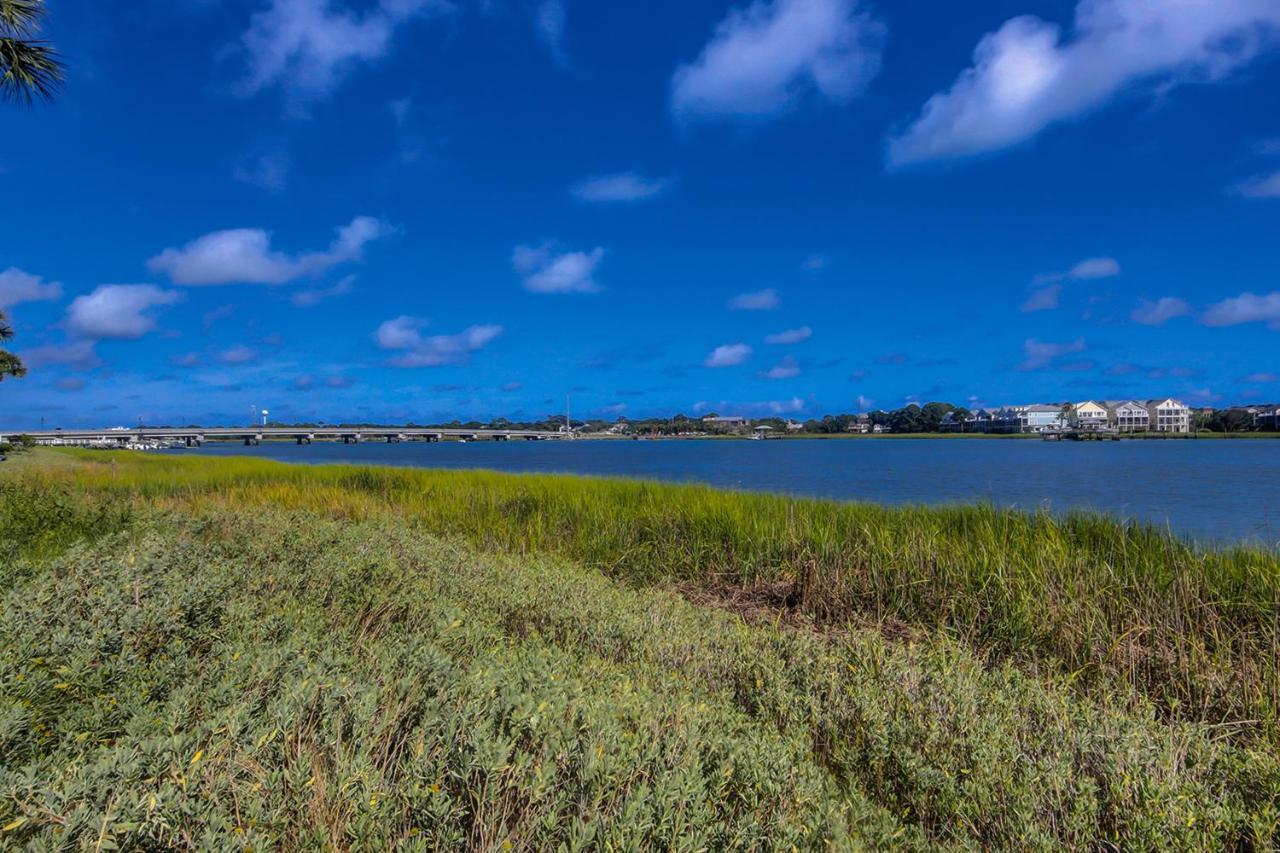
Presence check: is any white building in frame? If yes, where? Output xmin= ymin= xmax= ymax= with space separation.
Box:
xmin=1107 ymin=400 xmax=1149 ymax=432
xmin=994 ymin=404 xmax=1067 ymax=433
xmin=1147 ymin=399 xmax=1190 ymax=433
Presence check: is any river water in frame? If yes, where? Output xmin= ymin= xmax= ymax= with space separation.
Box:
xmin=174 ymin=438 xmax=1280 ymax=546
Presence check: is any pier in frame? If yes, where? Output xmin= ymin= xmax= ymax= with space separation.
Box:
xmin=1040 ymin=428 xmax=1198 ymax=441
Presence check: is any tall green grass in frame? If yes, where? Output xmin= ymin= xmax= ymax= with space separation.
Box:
xmin=2 ymin=505 xmax=1277 ymax=848
xmin=8 ymin=449 xmax=1280 ymax=746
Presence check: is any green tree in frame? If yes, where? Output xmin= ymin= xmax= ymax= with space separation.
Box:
xmin=0 ymin=308 xmax=26 ymax=380
xmin=1 ymin=0 xmax=64 ymax=103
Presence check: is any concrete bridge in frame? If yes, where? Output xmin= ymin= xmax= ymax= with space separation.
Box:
xmin=1 ymin=426 xmax=567 ymax=447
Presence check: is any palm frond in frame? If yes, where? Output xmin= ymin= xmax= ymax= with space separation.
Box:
xmin=0 ymin=0 xmax=46 ymax=36
xmin=0 ymin=349 xmax=26 ymax=380
xmin=0 ymin=35 xmax=62 ymax=103
xmin=0 ymin=309 xmax=13 ymax=341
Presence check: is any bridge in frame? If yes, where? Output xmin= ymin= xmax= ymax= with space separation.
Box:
xmin=1 ymin=426 xmax=568 ymax=447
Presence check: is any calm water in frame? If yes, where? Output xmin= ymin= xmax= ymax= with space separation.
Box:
xmin=174 ymin=438 xmax=1280 ymax=546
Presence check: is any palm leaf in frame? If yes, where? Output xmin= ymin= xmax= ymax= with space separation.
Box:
xmin=0 ymin=35 xmax=62 ymax=102
xmin=0 ymin=349 xmax=25 ymax=380
xmin=0 ymin=0 xmax=46 ymax=36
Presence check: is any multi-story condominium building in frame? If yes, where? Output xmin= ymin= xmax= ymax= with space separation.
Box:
xmin=1253 ymin=407 xmax=1279 ymax=431
xmin=1108 ymin=400 xmax=1149 ymax=432
xmin=992 ymin=404 xmax=1067 ymax=433
xmin=1147 ymin=399 xmax=1190 ymax=433
xmin=1070 ymin=401 xmax=1109 ymax=430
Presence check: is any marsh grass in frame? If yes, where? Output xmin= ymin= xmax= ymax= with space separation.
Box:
xmin=1 ymin=506 xmax=1278 ymax=849
xmin=20 ymin=449 xmax=1274 ymax=744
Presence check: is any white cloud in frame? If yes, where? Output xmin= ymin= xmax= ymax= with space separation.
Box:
xmin=1068 ymin=257 xmax=1122 ymax=279
xmin=1130 ymin=296 xmax=1190 ymax=325
xmin=1234 ymin=170 xmax=1280 ymax=199
xmin=671 ymin=0 xmax=884 ymax=121
xmin=570 ymin=172 xmax=672 ymax=203
xmin=21 ymin=339 xmax=99 ymax=370
xmin=1245 ymin=372 xmax=1280 ymax=383
xmin=374 ymin=316 xmax=503 ymax=367
xmin=728 ymin=288 xmax=779 ymax=310
xmin=513 ymin=244 xmax=604 ymax=294
xmin=374 ymin=315 xmax=427 ymax=350
xmin=1018 ymin=337 xmax=1085 ymax=370
xmin=761 ymin=355 xmax=801 ymax=379
xmin=1020 ymin=284 xmax=1061 ymax=312
xmin=1035 ymin=256 xmax=1121 ymax=285
xmin=800 ymin=253 xmax=828 ymax=271
xmin=0 ymin=267 xmax=63 ymax=308
xmin=1201 ymin=291 xmax=1280 ymax=329
xmin=292 ymin=274 xmax=355 ymax=307
xmin=233 ymin=152 xmax=290 ymax=192
xmin=704 ymin=343 xmax=752 ymax=367
xmin=765 ymin=325 xmax=812 ymax=344
xmin=238 ymin=0 xmax=450 ymax=103
xmin=149 ymin=216 xmax=389 ymax=286
xmin=888 ymin=1 xmax=1280 ymax=165
xmin=217 ymin=345 xmax=258 ymax=365
xmin=534 ymin=0 xmax=568 ymax=66
xmin=65 ymin=285 xmax=181 ymax=340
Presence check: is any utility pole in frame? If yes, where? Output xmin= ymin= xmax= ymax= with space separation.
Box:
xmin=565 ymin=394 xmax=571 ymax=437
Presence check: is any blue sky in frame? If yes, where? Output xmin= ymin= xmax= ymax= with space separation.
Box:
xmin=2 ymin=0 xmax=1279 ymax=427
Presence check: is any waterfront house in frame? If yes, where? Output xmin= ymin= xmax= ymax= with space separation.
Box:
xmin=848 ymin=414 xmax=872 ymax=433
xmin=1253 ymin=406 xmax=1280 ymax=431
xmin=1070 ymin=401 xmax=1110 ymax=430
xmin=1107 ymin=400 xmax=1149 ymax=432
xmin=701 ymin=415 xmax=747 ymax=426
xmin=1146 ymin=399 xmax=1190 ymax=433
xmin=972 ymin=408 xmax=997 ymax=432
xmin=994 ymin=404 xmax=1066 ymax=433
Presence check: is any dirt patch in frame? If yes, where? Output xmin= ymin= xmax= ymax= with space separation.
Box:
xmin=675 ymin=576 xmax=921 ymax=645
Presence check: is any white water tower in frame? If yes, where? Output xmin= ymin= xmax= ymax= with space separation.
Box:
xmin=261 ymin=409 xmax=269 ymax=427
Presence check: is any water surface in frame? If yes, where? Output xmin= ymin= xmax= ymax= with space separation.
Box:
xmin=175 ymin=438 xmax=1279 ymax=546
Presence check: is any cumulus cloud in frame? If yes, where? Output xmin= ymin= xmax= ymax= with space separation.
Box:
xmin=0 ymin=267 xmax=62 ymax=308
xmin=728 ymin=288 xmax=779 ymax=311
xmin=1130 ymin=296 xmax=1190 ymax=325
xmin=761 ymin=355 xmax=801 ymax=379
xmin=888 ymin=1 xmax=1280 ymax=165
xmin=513 ymin=244 xmax=604 ymax=294
xmin=1234 ymin=170 xmax=1280 ymax=199
xmin=570 ymin=172 xmax=672 ymax=203
xmin=374 ymin=316 xmax=503 ymax=367
xmin=1035 ymin=256 xmax=1121 ymax=284
xmin=65 ymin=285 xmax=181 ymax=340
xmin=672 ymin=0 xmax=884 ymax=121
xmin=704 ymin=343 xmax=752 ymax=367
xmin=764 ymin=325 xmax=812 ymax=344
xmin=1018 ymin=337 xmax=1085 ymax=371
xmin=238 ymin=0 xmax=450 ymax=103
xmin=1201 ymin=291 xmax=1280 ymax=329
xmin=217 ymin=345 xmax=258 ymax=365
xmin=292 ymin=274 xmax=355 ymax=307
xmin=1020 ymin=283 xmax=1061 ymax=312
xmin=149 ymin=216 xmax=389 ymax=286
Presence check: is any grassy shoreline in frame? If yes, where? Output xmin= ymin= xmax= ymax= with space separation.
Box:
xmin=3 ymin=448 xmax=1279 ymax=847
